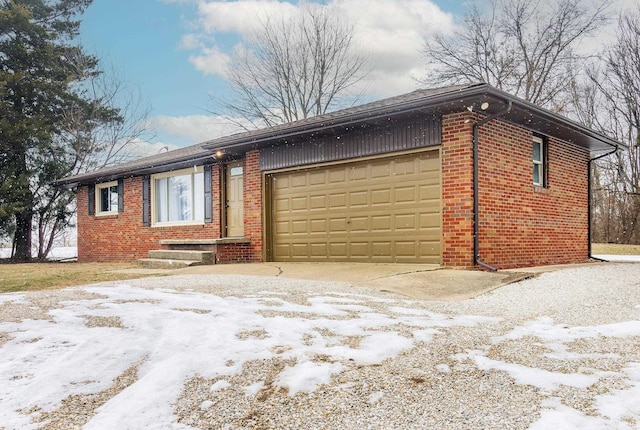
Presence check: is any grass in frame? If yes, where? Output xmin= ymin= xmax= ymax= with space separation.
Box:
xmin=1 ymin=243 xmax=637 ymax=294
xmin=591 ymin=243 xmax=640 ymax=255
xmin=0 ymin=262 xmax=162 ymax=294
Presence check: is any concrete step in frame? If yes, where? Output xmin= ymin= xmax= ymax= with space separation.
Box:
xmin=137 ymin=258 xmax=201 ymax=270
xmin=148 ymin=250 xmax=214 ymax=264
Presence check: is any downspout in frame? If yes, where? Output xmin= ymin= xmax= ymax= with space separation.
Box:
xmin=472 ymin=100 xmax=513 ymax=272
xmin=588 ymin=146 xmax=619 ymax=260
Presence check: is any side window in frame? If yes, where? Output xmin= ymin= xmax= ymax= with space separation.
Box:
xmin=95 ymin=181 xmax=119 ymax=215
xmin=533 ymin=136 xmax=546 ymax=187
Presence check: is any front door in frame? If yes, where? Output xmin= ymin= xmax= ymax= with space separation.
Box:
xmin=226 ymin=162 xmax=244 ymax=237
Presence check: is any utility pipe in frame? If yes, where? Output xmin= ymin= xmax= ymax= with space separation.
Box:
xmin=588 ymin=146 xmax=619 ymax=260
xmin=472 ymin=100 xmax=512 ymax=272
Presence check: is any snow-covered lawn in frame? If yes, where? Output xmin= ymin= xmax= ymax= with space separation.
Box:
xmin=0 ymin=247 xmax=77 ymax=260
xmin=592 ymin=254 xmax=640 ymax=263
xmin=0 ymin=263 xmax=639 ymax=429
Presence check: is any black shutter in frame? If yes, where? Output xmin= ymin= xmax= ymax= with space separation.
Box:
xmin=117 ymin=178 xmax=124 ymax=213
xmin=88 ymin=184 xmax=95 ymax=216
xmin=204 ymin=165 xmax=212 ymax=223
xmin=142 ymin=175 xmax=150 ymax=226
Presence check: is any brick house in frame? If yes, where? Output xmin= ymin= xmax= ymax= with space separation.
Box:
xmin=56 ymin=83 xmax=621 ymax=270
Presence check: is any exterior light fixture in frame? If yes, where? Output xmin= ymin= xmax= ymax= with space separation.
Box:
xmin=481 ymin=102 xmax=490 ymax=110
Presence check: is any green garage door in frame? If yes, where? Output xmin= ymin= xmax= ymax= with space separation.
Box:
xmin=269 ymin=151 xmax=441 ymax=263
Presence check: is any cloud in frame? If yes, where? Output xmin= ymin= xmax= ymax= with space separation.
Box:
xmin=188 ymin=45 xmax=231 ymax=77
xmin=126 ymin=139 xmax=183 ymax=159
xmin=196 ymin=0 xmax=298 ymax=34
xmin=333 ymin=0 xmax=455 ymax=96
xmin=179 ymin=33 xmax=202 ymax=50
xmin=150 ymin=114 xmax=251 ymax=143
xmin=180 ymin=0 xmax=455 ymax=97
xmin=171 ymin=0 xmax=633 ymax=102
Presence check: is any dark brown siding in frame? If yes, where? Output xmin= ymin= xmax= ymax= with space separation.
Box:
xmin=260 ymin=116 xmax=441 ymax=171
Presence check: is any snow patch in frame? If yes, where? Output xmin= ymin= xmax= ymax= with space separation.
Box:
xmin=0 ymin=283 xmax=490 ymax=428
xmin=368 ymin=391 xmax=384 ymax=404
xmin=210 ymin=380 xmax=231 ymax=392
xmin=275 ymin=361 xmax=344 ymax=395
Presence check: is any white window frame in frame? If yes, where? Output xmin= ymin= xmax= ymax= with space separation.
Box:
xmin=151 ymin=166 xmax=205 ymax=227
xmin=533 ymin=136 xmax=545 ymax=187
xmin=95 ymin=181 xmax=119 ymax=216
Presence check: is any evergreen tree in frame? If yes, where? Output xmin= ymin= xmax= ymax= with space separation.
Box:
xmin=0 ymin=0 xmax=118 ymax=260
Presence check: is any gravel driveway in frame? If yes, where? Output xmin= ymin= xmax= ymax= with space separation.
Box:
xmin=1 ymin=263 xmax=639 ymax=429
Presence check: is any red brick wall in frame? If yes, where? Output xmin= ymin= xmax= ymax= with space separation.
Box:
xmin=440 ymin=112 xmax=590 ymax=269
xmin=243 ymin=150 xmax=263 ymax=262
xmin=77 ymin=166 xmax=222 ymax=263
xmin=215 ymin=243 xmax=253 ymax=263
xmin=476 ymin=120 xmax=589 ymax=269
xmin=441 ymin=112 xmax=475 ymax=268
xmin=78 ymin=116 xmax=589 ymax=269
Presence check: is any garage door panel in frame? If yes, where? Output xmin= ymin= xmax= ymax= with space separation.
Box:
xmin=329 ymin=242 xmax=347 ymax=257
xmin=309 ymin=171 xmax=325 ymax=185
xmin=310 ymin=243 xmax=327 ymax=256
xmin=309 ymin=195 xmax=327 ymax=209
xmin=421 ymin=170 xmax=440 ymax=182
xmin=420 ymin=213 xmax=441 ymax=228
xmin=395 ymin=186 xmax=417 ymax=203
xmin=349 ymin=191 xmax=368 ymax=207
xmin=395 ymin=241 xmax=418 ymax=257
xmin=273 ymin=176 xmax=290 ymax=189
xmin=329 ymin=218 xmax=348 ymax=233
xmin=394 ymin=158 xmax=417 ymax=175
xmin=274 ymin=243 xmax=290 ymax=258
xmin=349 ymin=165 xmax=368 ymax=181
xmin=371 ymin=242 xmax=391 ymax=255
xmin=291 ymin=243 xmax=309 ymax=257
xmin=275 ymin=198 xmax=290 ymax=211
xmin=370 ymin=162 xmax=391 ymax=179
xmin=275 ymin=221 xmax=290 ymax=234
xmin=420 ymin=184 xmax=440 ymax=201
xmin=395 ymin=213 xmax=416 ymax=230
xmin=371 ymin=189 xmax=391 ymax=205
xmin=271 ymin=151 xmax=441 ymax=263
xmin=329 ymin=170 xmax=346 ymax=183
xmin=372 ymin=215 xmax=391 ymax=231
xmin=291 ymin=175 xmax=307 ymax=188
xmin=350 ymin=217 xmax=368 ymax=232
xmin=291 ymin=197 xmax=307 ymax=211
xmin=329 ymin=193 xmax=347 ymax=208
xmin=291 ymin=220 xmax=308 ymax=234
xmin=310 ymin=219 xmax=327 ymax=232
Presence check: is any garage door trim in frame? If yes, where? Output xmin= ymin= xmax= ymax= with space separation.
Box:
xmin=264 ymin=147 xmax=442 ymax=263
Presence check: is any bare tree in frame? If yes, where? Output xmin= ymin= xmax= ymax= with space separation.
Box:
xmin=422 ymin=0 xmax=610 ymax=112
xmin=216 ymin=5 xmax=367 ymax=128
xmin=62 ymin=62 xmax=155 ymax=171
xmin=31 ymin=64 xmax=155 ymax=260
xmin=576 ymin=9 xmax=640 ymax=244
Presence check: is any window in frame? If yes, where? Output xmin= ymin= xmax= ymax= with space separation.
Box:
xmin=152 ymin=167 xmax=205 ymax=225
xmin=533 ymin=136 xmax=546 ymax=187
xmin=96 ymin=181 xmax=119 ymax=215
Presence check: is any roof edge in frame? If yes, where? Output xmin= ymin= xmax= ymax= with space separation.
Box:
xmin=481 ymin=86 xmax=624 ymax=150
xmin=202 ymin=83 xmax=490 ymax=151
xmin=55 ymin=83 xmax=625 ymax=187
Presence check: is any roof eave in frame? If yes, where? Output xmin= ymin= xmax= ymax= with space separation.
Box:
xmin=203 ymin=83 xmax=623 ymax=155
xmin=55 ymin=83 xmax=624 ymax=188
xmin=54 ymin=154 xmax=215 ymax=188
xmin=479 ymin=86 xmax=624 ymax=153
